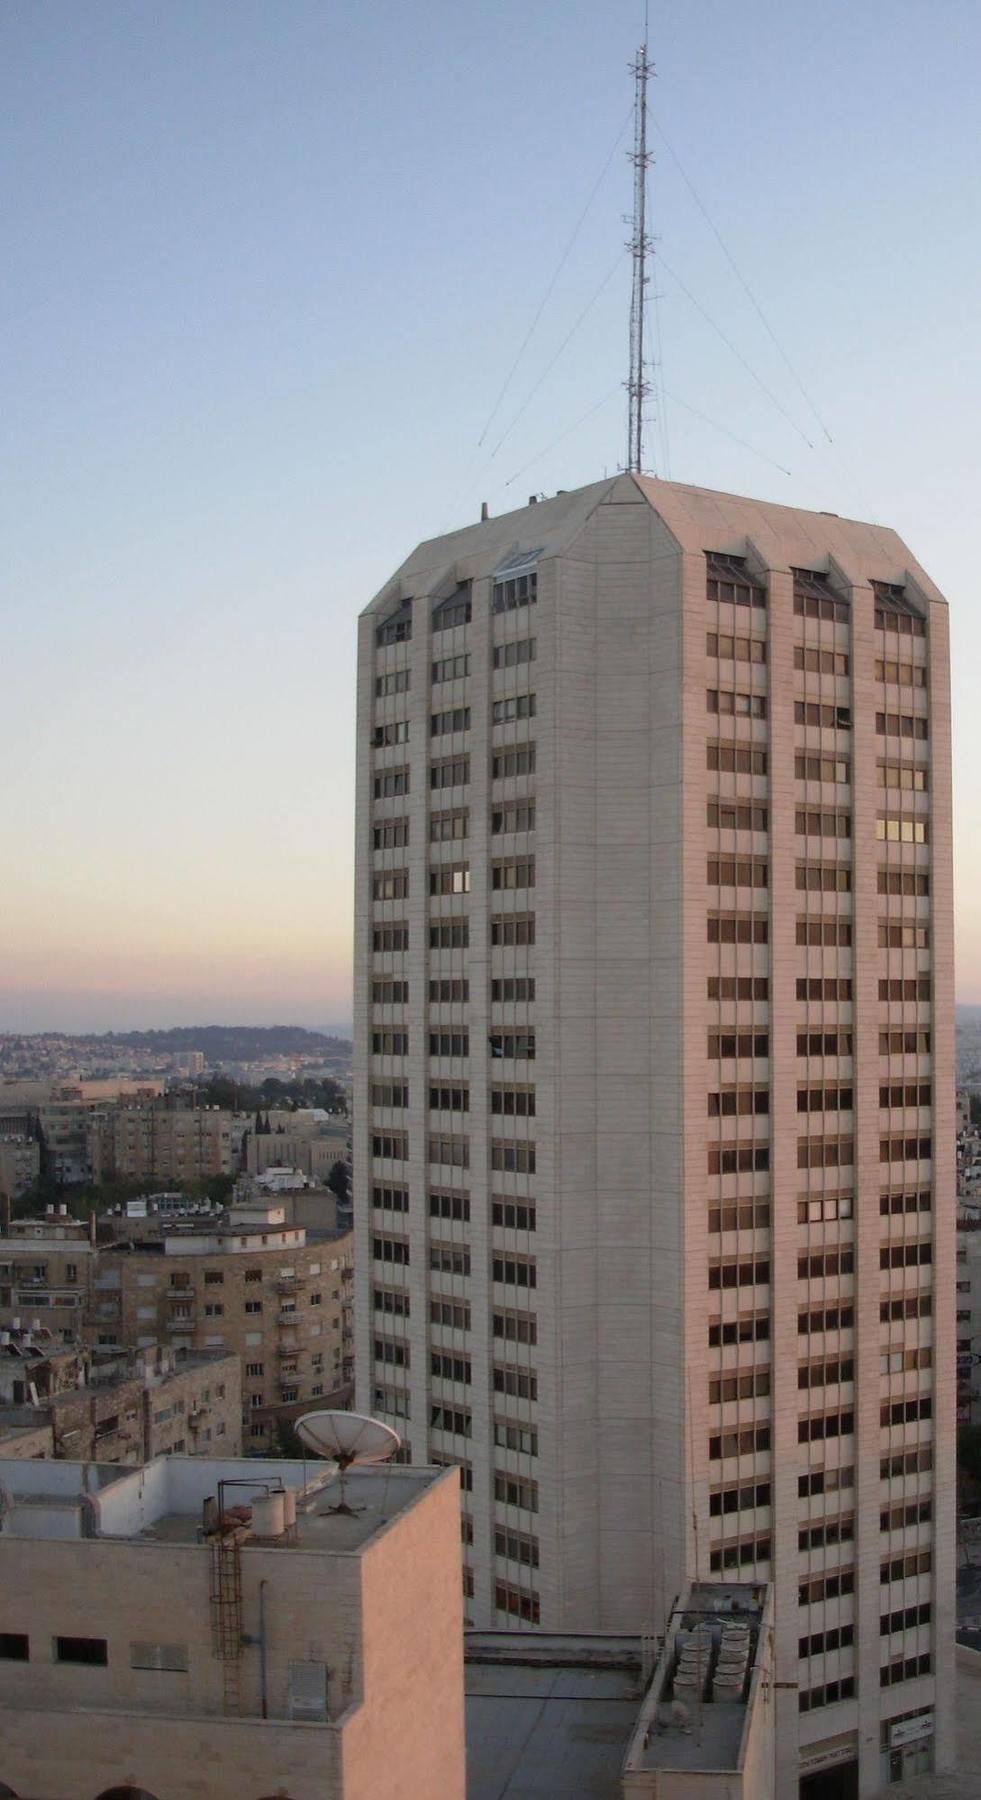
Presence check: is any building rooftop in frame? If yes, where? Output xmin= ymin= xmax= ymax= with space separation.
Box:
xmin=622 ymin=1581 xmax=770 ymax=1780
xmin=0 ymin=1452 xmax=450 ymax=1556
xmin=465 ymin=1633 xmax=644 ymax=1800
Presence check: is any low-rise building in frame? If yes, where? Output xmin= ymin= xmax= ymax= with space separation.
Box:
xmin=0 ymin=1134 xmax=40 ymax=1200
xmin=90 ymin=1201 xmax=353 ymax=1451
xmin=0 ymin=1214 xmax=95 ymax=1343
xmin=246 ymin=1111 xmax=348 ymax=1185
xmin=96 ymin=1100 xmax=236 ymax=1184
xmin=0 ymin=1336 xmax=241 ymax=1462
xmin=0 ymin=1451 xmax=464 ymax=1799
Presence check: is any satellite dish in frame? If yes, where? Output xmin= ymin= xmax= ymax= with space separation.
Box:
xmin=296 ymin=1410 xmax=400 ymax=1516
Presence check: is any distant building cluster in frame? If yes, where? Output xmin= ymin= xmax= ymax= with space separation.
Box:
xmin=0 ymin=1192 xmax=353 ymax=1455
xmin=0 ymin=1076 xmax=350 ymax=1194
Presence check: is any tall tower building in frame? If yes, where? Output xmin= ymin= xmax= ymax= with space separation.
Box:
xmin=353 ymin=474 xmax=954 ymax=1792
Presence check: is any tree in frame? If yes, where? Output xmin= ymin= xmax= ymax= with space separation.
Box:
xmin=273 ymin=1416 xmax=306 ymax=1459
xmin=326 ymin=1159 xmax=350 ymax=1204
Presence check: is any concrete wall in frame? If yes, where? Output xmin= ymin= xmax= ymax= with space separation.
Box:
xmin=0 ymin=1467 xmax=464 ymax=1800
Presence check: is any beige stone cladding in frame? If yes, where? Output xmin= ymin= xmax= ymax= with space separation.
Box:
xmin=354 ymin=473 xmax=953 ymax=1796
xmin=92 ymin=1228 xmax=352 ymax=1452
xmin=0 ymin=1419 xmax=54 ymax=1457
xmin=0 ymin=1456 xmax=465 ymax=1800
xmin=0 ymin=1135 xmax=40 ymax=1199
xmin=0 ymin=1234 xmax=94 ymax=1341
xmin=0 ymin=1350 xmax=241 ymax=1463
xmin=106 ymin=1102 xmax=234 ymax=1182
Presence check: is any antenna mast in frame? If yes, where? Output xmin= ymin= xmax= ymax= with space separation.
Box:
xmin=626 ymin=35 xmax=654 ymax=473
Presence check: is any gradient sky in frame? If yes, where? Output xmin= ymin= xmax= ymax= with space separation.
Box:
xmin=3 ymin=0 xmax=980 ymax=1030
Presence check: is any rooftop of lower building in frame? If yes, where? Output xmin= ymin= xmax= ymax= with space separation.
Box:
xmin=465 ymin=1632 xmax=644 ymax=1800
xmin=0 ymin=1451 xmax=449 ymax=1557
xmin=622 ymin=1580 xmax=771 ymax=1781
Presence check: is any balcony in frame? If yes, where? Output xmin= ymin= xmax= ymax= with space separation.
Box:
xmin=278 ymin=1309 xmax=300 ymax=1327
xmin=168 ymin=1318 xmax=194 ymax=1334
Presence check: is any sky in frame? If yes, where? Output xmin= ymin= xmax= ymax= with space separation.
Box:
xmin=2 ymin=0 xmax=980 ymax=1030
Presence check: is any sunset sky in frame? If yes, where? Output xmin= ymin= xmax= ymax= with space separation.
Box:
xmin=3 ymin=0 xmax=981 ymax=1031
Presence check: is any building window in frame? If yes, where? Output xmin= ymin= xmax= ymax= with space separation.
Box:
xmin=55 ymin=1636 xmax=108 ymax=1666
xmin=0 ymin=1634 xmax=29 ymax=1661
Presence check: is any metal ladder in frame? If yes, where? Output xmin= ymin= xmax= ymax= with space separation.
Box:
xmin=210 ymin=1532 xmax=244 ymax=1715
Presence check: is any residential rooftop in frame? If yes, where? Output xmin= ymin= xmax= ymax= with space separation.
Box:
xmin=0 ymin=1452 xmax=450 ymax=1556
xmin=622 ymin=1581 xmax=771 ymax=1782
xmin=465 ymin=1632 xmax=644 ymax=1800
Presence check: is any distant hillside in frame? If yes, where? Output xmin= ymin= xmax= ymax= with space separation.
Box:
xmin=80 ymin=1025 xmax=352 ymax=1058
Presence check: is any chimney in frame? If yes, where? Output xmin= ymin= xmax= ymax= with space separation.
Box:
xmin=528 ymin=494 xmax=538 ymax=505
xmin=480 ymin=501 xmax=489 ymax=522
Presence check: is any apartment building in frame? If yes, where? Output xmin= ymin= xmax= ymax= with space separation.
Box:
xmin=353 ymin=474 xmax=953 ymax=1795
xmin=245 ymin=1111 xmax=349 ymax=1183
xmin=95 ymin=1100 xmax=235 ymax=1184
xmin=0 ymin=1451 xmax=464 ymax=1800
xmin=0 ymin=1213 xmax=94 ymax=1342
xmin=0 ymin=1331 xmax=241 ymax=1462
xmin=0 ymin=1135 xmax=40 ymax=1199
xmin=90 ymin=1201 xmax=353 ymax=1451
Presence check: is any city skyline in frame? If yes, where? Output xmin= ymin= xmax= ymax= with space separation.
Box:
xmin=4 ymin=1 xmax=981 ymax=1030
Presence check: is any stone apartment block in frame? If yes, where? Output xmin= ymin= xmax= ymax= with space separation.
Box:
xmin=0 ymin=1214 xmax=94 ymax=1342
xmin=0 ymin=1338 xmax=241 ymax=1464
xmin=0 ymin=1135 xmax=40 ymax=1200
xmin=353 ymin=474 xmax=953 ymax=1795
xmin=90 ymin=1202 xmax=353 ymax=1452
xmin=245 ymin=1113 xmax=349 ymax=1183
xmin=0 ymin=1452 xmax=465 ymax=1800
xmin=96 ymin=1101 xmax=235 ymax=1184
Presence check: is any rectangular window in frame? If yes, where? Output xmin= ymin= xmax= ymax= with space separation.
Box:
xmin=707 ymin=860 xmax=768 ymax=889
xmin=490 ymin=1141 xmax=536 ymax=1173
xmin=373 ymin=924 xmax=409 ymax=951
xmin=491 ymin=976 xmax=536 ymax=1002
xmin=793 ymin=645 xmax=849 ymax=675
xmin=429 ymin=977 xmax=470 ymax=1002
xmin=375 ymin=668 xmax=410 ymax=696
xmin=489 ymin=1033 xmax=535 ymax=1059
xmin=430 ymin=755 xmax=470 ymax=789
xmin=429 ymin=920 xmax=469 ymax=949
xmin=129 ymin=1642 xmax=190 ymax=1672
xmin=372 ymin=869 xmax=408 ymax=900
xmin=373 ymin=766 xmax=410 ymax=799
xmin=708 ymin=742 xmax=768 ymax=775
xmin=372 ymin=978 xmax=409 ymax=1003
xmin=373 ymin=817 xmax=409 ymax=850
xmin=56 ymin=1636 xmax=108 ymax=1666
xmin=431 ymin=707 xmax=471 ymax=736
xmin=706 ymin=631 xmax=767 ymax=664
xmin=706 ymin=688 xmax=767 ymax=718
xmin=492 ymin=801 xmax=536 ymax=834
xmin=429 ymin=863 xmax=470 ymax=894
xmin=875 ymin=711 xmax=928 ymax=740
xmin=492 ymin=744 xmax=536 ymax=778
xmin=430 ymin=808 xmax=469 ymax=841
xmin=431 ymin=652 xmax=471 ymax=683
xmin=493 ymin=637 xmax=537 ymax=669
xmin=492 ymin=570 xmax=537 ymax=613
xmin=372 ymin=719 xmax=409 ymax=747
xmin=492 ymin=1199 xmax=536 ymax=1230
xmin=492 ymin=693 xmax=537 ymax=724
xmin=0 ymin=1634 xmax=29 ymax=1661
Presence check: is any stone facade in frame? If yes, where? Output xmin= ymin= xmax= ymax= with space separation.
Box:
xmin=0 ymin=1454 xmax=465 ymax=1800
xmin=90 ymin=1211 xmax=353 ymax=1452
xmin=353 ymin=473 xmax=954 ymax=1794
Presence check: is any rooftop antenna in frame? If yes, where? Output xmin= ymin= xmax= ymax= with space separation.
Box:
xmin=296 ymin=1409 xmax=400 ymax=1517
xmin=626 ymin=23 xmax=655 ymax=473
